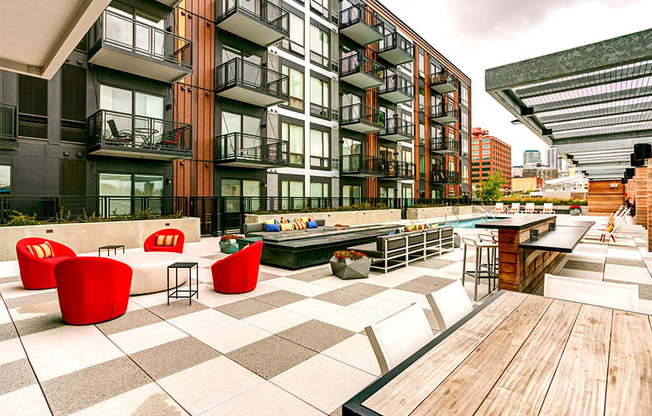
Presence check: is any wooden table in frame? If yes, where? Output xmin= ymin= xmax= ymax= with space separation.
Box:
xmin=343 ymin=291 xmax=652 ymax=416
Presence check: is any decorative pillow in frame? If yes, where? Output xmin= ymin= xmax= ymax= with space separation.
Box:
xmin=606 ymin=224 xmax=614 ymax=233
xmin=300 ymin=217 xmax=310 ymax=222
xmin=155 ymin=234 xmax=179 ymax=247
xmin=264 ymin=223 xmax=280 ymax=232
xmin=263 ymin=219 xmax=276 ymax=225
xmin=280 ymin=223 xmax=294 ymax=231
xmin=307 ymin=220 xmax=318 ymax=229
xmin=405 ymin=225 xmax=417 ymax=232
xmin=26 ymin=242 xmax=55 ymax=259
xmin=294 ymin=221 xmax=307 ymax=230
xmin=280 ymin=218 xmax=291 ymax=224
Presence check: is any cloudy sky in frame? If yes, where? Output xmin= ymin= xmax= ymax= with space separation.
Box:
xmin=379 ymin=0 xmax=652 ymax=165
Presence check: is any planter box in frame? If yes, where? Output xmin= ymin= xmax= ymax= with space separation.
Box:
xmin=246 ymin=209 xmax=401 ymax=227
xmin=219 ymin=239 xmax=239 ymax=254
xmin=330 ymin=256 xmax=371 ymax=279
xmin=0 ymin=217 xmax=200 ymax=261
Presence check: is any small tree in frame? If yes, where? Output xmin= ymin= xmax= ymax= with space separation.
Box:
xmin=478 ymin=173 xmax=506 ymax=203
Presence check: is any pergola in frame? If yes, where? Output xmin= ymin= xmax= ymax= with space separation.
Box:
xmin=485 ymin=29 xmax=652 ymax=181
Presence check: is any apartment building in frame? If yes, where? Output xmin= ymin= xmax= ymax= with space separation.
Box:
xmin=470 ymin=127 xmax=511 ymax=192
xmin=0 ymin=0 xmax=471 ymax=213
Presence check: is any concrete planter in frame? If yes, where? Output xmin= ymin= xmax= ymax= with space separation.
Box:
xmin=570 ymin=208 xmax=582 ymax=216
xmin=0 ymin=217 xmax=200 ymax=261
xmin=219 ymin=239 xmax=239 ymax=254
xmin=330 ymin=256 xmax=371 ymax=280
xmin=246 ymin=209 xmax=401 ymax=227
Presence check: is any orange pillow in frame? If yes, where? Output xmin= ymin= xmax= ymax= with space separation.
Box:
xmin=606 ymin=224 xmax=614 ymax=233
xmin=280 ymin=223 xmax=293 ymax=231
xmin=26 ymin=242 xmax=55 ymax=259
xmin=155 ymin=234 xmax=179 ymax=246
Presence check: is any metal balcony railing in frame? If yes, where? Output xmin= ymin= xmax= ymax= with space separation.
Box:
xmin=87 ymin=110 xmax=192 ymax=156
xmin=340 ymin=52 xmax=385 ymax=82
xmin=95 ymin=10 xmax=192 ymax=68
xmin=216 ymin=0 xmax=289 ymax=36
xmin=378 ymin=74 xmax=414 ymax=98
xmin=431 ymin=139 xmax=460 ymax=153
xmin=378 ymin=32 xmax=414 ymax=58
xmin=430 ymin=70 xmax=457 ymax=92
xmin=340 ymin=155 xmax=384 ymax=175
xmin=340 ymin=3 xmax=383 ymax=34
xmin=382 ymin=116 xmax=415 ymax=139
xmin=431 ymin=170 xmax=459 ymax=184
xmin=215 ymin=58 xmax=289 ymax=100
xmin=383 ymin=160 xmax=415 ymax=178
xmin=340 ymin=104 xmax=385 ymax=128
xmin=214 ymin=133 xmax=287 ymax=165
xmin=432 ymin=103 xmax=459 ymax=120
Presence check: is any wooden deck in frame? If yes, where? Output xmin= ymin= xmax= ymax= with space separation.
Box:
xmin=344 ymin=291 xmax=652 ymax=416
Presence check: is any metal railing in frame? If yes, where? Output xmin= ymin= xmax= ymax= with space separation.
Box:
xmin=431 ymin=170 xmax=460 ymax=183
xmin=431 ymin=103 xmax=459 ymax=120
xmin=382 ymin=116 xmax=415 ymax=139
xmin=216 ymin=58 xmax=289 ymax=100
xmin=214 ymin=133 xmax=288 ymax=165
xmin=340 ymin=3 xmax=383 ymax=33
xmin=431 ymin=138 xmax=460 ymax=153
xmin=87 ymin=110 xmax=192 ymax=155
xmin=95 ymin=10 xmax=192 ymax=68
xmin=340 ymin=155 xmax=383 ymax=175
xmin=378 ymin=74 xmax=414 ymax=98
xmin=430 ymin=70 xmax=457 ymax=89
xmin=217 ymin=0 xmax=289 ymax=36
xmin=340 ymin=51 xmax=385 ymax=82
xmin=340 ymin=103 xmax=385 ymax=127
xmin=0 ymin=103 xmax=17 ymax=143
xmin=378 ymin=31 xmax=414 ymax=57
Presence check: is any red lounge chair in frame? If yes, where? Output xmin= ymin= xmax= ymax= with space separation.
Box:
xmin=143 ymin=228 xmax=185 ymax=254
xmin=54 ymin=257 xmax=132 ymax=325
xmin=16 ymin=238 xmax=77 ymax=289
xmin=211 ymin=240 xmax=262 ymax=294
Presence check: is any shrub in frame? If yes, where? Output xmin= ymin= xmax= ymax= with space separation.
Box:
xmin=220 ymin=234 xmax=243 ymax=241
xmin=6 ymin=211 xmax=40 ymax=226
xmin=333 ymin=250 xmax=366 ymax=262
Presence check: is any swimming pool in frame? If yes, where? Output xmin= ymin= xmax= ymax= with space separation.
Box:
xmin=444 ymin=216 xmax=507 ymax=229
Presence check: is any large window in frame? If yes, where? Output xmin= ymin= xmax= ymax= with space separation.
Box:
xmin=18 ymin=75 xmax=47 ymax=139
xmin=460 ymin=83 xmax=469 ymax=108
xmin=105 ymin=5 xmax=165 ymax=57
xmin=461 ymin=109 xmax=469 ymax=133
xmin=310 ymin=181 xmax=329 ymax=198
xmin=281 ymin=12 xmax=305 ymax=55
xmin=282 ymin=121 xmax=305 ymax=166
xmin=99 ymin=173 xmax=163 ymax=215
xmin=282 ymin=179 xmax=305 ymax=209
xmin=310 ymin=76 xmax=329 ymax=118
xmin=310 ymin=0 xmax=329 ymax=18
xmin=61 ymin=64 xmax=87 ymax=143
xmin=222 ymin=179 xmax=262 ymax=212
xmin=310 ymin=129 xmax=330 ymax=169
xmin=0 ymin=166 xmax=10 ymax=194
xmin=418 ymin=49 xmax=425 ymax=78
xmin=342 ymin=184 xmax=362 ymax=206
xmin=310 ymin=25 xmax=329 ymax=67
xmin=282 ymin=66 xmax=304 ymax=111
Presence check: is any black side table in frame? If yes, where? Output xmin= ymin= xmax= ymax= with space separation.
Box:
xmin=167 ymin=262 xmax=199 ymax=305
xmin=98 ymin=244 xmax=125 ymax=257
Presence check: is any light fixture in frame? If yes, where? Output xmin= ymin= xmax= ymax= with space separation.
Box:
xmin=510 ymin=119 xmax=522 ymax=125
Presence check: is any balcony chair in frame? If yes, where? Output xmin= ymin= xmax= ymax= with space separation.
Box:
xmin=365 ymin=303 xmax=434 ymax=374
xmin=107 ymin=119 xmax=133 ymax=142
xmin=54 ymin=257 xmax=132 ymax=325
xmin=426 ymin=280 xmax=473 ymax=331
xmin=211 ymin=240 xmax=262 ymax=294
xmin=16 ymin=238 xmax=77 ymax=289
xmin=544 ymin=274 xmax=639 ymax=312
xmin=143 ymin=228 xmax=185 ymax=254
xmin=158 ymin=129 xmax=182 ymax=148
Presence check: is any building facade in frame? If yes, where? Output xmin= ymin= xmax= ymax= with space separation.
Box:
xmin=523 ymin=149 xmax=541 ymax=167
xmin=0 ymin=0 xmax=471 ymax=217
xmin=470 ymin=127 xmax=511 ymax=193
xmin=546 ymin=146 xmax=559 ymax=170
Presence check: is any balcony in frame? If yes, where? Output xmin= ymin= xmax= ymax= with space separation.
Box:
xmin=378 ymin=32 xmax=414 ymax=66
xmin=431 ymin=71 xmax=457 ymax=94
xmin=431 ymin=138 xmax=459 ymax=154
xmin=382 ymin=161 xmax=416 ymax=179
xmin=214 ymin=133 xmax=287 ymax=168
xmin=154 ymin=0 xmax=183 ymax=6
xmin=340 ymin=155 xmax=384 ymax=177
xmin=339 ymin=3 xmax=383 ymax=46
xmin=431 ymin=103 xmax=459 ymax=124
xmin=216 ymin=0 xmax=289 ymax=47
xmin=88 ymin=10 xmax=192 ymax=83
xmin=215 ymin=58 xmax=289 ymax=107
xmin=87 ymin=110 xmax=192 ymax=160
xmin=378 ymin=74 xmax=414 ymax=103
xmin=0 ymin=104 xmax=17 ymax=150
xmin=431 ymin=170 xmax=459 ymax=184
xmin=340 ymin=52 xmax=384 ymax=90
xmin=380 ymin=116 xmax=415 ymax=142
xmin=340 ymin=104 xmax=385 ymax=133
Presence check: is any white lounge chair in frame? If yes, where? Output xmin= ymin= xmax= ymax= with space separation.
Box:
xmin=508 ymin=203 xmax=520 ymax=214
xmin=542 ymin=203 xmax=555 ymax=214
xmin=599 ymin=208 xmax=629 ymax=243
xmin=426 ymin=280 xmax=473 ymax=330
xmin=491 ymin=202 xmax=506 ymax=215
xmin=524 ymin=203 xmax=536 ymax=214
xmin=365 ymin=303 xmax=434 ymax=374
xmin=544 ymin=274 xmax=639 ymax=312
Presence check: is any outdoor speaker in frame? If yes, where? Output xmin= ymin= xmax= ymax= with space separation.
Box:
xmin=626 ymin=168 xmax=635 ymax=178
xmin=631 ymin=153 xmax=645 ymax=167
xmin=621 ymin=178 xmax=627 ymax=184
xmin=634 ymin=143 xmax=651 ymax=160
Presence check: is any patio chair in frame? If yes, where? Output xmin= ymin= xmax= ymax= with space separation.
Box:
xmin=544 ymin=274 xmax=639 ymax=312
xmin=211 ymin=240 xmax=262 ymax=294
xmin=508 ymin=203 xmax=521 ymax=214
xmin=54 ymin=257 xmax=132 ymax=325
xmin=16 ymin=238 xmax=77 ymax=289
xmin=542 ymin=203 xmax=555 ymax=214
xmin=491 ymin=202 xmax=506 ymax=214
xmin=144 ymin=228 xmax=185 ymax=254
xmin=524 ymin=203 xmax=536 ymax=214
xmin=598 ymin=208 xmax=629 ymax=243
xmin=365 ymin=303 xmax=434 ymax=374
xmin=107 ymin=119 xmax=132 ymax=142
xmin=426 ymin=280 xmax=473 ymax=331
xmin=158 ymin=128 xmax=183 ymax=148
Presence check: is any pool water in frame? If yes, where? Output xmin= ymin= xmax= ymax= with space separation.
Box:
xmin=444 ymin=217 xmax=506 ymax=229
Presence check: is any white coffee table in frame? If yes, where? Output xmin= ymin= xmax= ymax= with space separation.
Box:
xmin=114 ymin=252 xmax=187 ymax=295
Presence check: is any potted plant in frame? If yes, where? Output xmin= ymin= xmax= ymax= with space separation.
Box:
xmin=219 ymin=234 xmax=242 ymax=254
xmin=330 ymin=250 xmax=371 ymax=280
xmin=569 ymin=205 xmax=582 ymax=216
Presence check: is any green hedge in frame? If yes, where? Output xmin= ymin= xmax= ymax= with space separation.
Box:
xmin=252 ymin=203 xmax=391 ymax=215
xmin=1 ymin=208 xmax=184 ymax=227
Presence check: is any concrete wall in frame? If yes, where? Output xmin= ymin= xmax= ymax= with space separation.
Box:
xmin=405 ymin=205 xmax=494 ymax=220
xmin=0 ymin=217 xmax=200 ymax=261
xmin=245 ymin=209 xmax=402 ymax=226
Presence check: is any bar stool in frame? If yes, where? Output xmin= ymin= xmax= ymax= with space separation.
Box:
xmin=461 ymin=236 xmax=498 ymax=301
xmin=478 ymin=233 xmax=499 ymax=279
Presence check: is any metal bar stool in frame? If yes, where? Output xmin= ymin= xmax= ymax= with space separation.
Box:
xmin=477 ymin=234 xmax=499 ymax=290
xmin=461 ymin=236 xmax=498 ymax=301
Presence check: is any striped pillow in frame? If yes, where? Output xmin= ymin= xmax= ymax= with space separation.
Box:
xmin=26 ymin=242 xmax=55 ymax=259
xmin=294 ymin=221 xmax=307 ymax=230
xmin=155 ymin=234 xmax=179 ymax=247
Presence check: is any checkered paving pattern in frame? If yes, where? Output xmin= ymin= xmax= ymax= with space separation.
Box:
xmin=1 ymin=215 xmax=650 ymax=415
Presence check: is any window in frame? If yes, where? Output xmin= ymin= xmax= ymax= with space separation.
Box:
xmin=282 ymin=66 xmax=304 ymax=111
xmin=18 ymin=75 xmax=47 ymax=138
xmin=462 ymin=165 xmax=468 ymax=181
xmin=310 ymin=25 xmax=329 ymax=67
xmin=222 ymin=179 xmax=262 ymax=212
xmin=310 ymin=0 xmax=329 ymax=18
xmin=282 ymin=179 xmax=305 ymax=209
xmin=99 ymin=173 xmax=163 ymax=216
xmin=402 ymin=148 xmax=412 ymax=164
xmin=281 ymin=13 xmax=305 ymax=55
xmin=310 ymin=181 xmax=329 ymax=198
xmin=105 ymin=5 xmax=165 ymax=57
xmin=461 ymin=109 xmax=469 ymax=133
xmin=460 ymin=83 xmax=469 ymax=107
xmin=342 ymin=184 xmax=362 ymax=206
xmin=282 ymin=121 xmax=304 ymax=165
xmin=310 ymin=129 xmax=330 ymax=169
xmin=418 ymin=49 xmax=425 ymax=78
xmin=310 ymin=76 xmax=329 ymax=117
xmin=341 ymin=137 xmax=361 ymax=171
xmin=0 ymin=166 xmax=10 ymax=194
xmin=61 ymin=64 xmax=87 ymax=143
xmin=379 ymin=186 xmax=396 ymax=199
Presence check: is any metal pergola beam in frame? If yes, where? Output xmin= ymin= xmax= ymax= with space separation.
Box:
xmin=550 ymin=111 xmax=652 ymax=133
xmin=538 ymin=102 xmax=652 ymax=124
xmin=533 ymin=85 xmax=652 ymax=113
xmin=554 ymin=130 xmax=652 ymax=148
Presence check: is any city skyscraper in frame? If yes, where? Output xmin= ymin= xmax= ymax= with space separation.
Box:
xmin=547 ymin=146 xmax=560 ymax=170
xmin=523 ymin=150 xmax=541 ymax=167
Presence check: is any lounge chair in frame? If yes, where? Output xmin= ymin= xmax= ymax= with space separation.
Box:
xmin=144 ymin=228 xmax=185 ymax=254
xmin=508 ymin=203 xmax=520 ymax=214
xmin=542 ymin=203 xmax=555 ymax=214
xmin=491 ymin=202 xmax=506 ymax=214
xmin=524 ymin=203 xmax=536 ymax=214
xmin=211 ymin=240 xmax=262 ymax=294
xmin=16 ymin=238 xmax=77 ymax=289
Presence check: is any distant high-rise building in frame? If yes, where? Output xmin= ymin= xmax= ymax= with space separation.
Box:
xmin=546 ymin=147 xmax=560 ymax=170
xmin=523 ymin=150 xmax=542 ymax=167
xmin=471 ymin=128 xmax=512 ymax=192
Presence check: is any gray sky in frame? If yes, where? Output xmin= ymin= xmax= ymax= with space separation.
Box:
xmin=379 ymin=0 xmax=652 ymax=165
